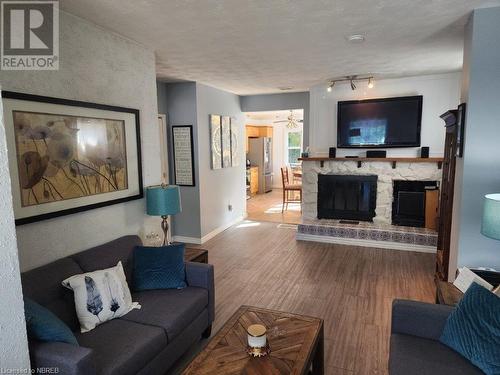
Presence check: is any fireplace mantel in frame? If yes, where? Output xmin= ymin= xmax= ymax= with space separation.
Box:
xmin=299 ymin=157 xmax=444 ymax=169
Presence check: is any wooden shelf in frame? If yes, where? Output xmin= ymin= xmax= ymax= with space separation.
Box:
xmin=298 ymin=157 xmax=444 ymax=169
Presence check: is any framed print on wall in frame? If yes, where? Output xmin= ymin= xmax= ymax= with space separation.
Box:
xmin=209 ymin=114 xmax=222 ymax=169
xmin=1 ymin=91 xmax=143 ymax=225
xmin=221 ymin=115 xmax=232 ymax=168
xmin=230 ymin=117 xmax=239 ymax=167
xmin=456 ymin=102 xmax=466 ymax=157
xmin=172 ymin=125 xmax=195 ymax=186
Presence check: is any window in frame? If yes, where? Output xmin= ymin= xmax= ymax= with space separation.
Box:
xmin=287 ymin=130 xmax=302 ymax=166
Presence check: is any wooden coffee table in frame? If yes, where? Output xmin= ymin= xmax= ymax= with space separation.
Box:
xmin=182 ymin=305 xmax=324 ymax=375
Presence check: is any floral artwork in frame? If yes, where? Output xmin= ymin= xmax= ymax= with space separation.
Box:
xmin=13 ymin=111 xmax=128 ymax=207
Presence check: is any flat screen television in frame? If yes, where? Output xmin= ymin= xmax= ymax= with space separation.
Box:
xmin=337 ymin=95 xmax=423 ymax=148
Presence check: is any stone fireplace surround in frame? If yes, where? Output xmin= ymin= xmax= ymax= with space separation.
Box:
xmin=302 ymin=159 xmax=442 ymax=225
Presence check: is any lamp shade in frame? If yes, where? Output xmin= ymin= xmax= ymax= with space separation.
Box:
xmin=146 ymin=185 xmax=181 ymax=216
xmin=481 ymin=193 xmax=500 ymax=240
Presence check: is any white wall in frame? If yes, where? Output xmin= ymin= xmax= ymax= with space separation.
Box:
xmin=0 ymin=11 xmax=160 ymax=271
xmin=196 ymin=83 xmax=246 ymax=239
xmin=0 ymin=92 xmax=30 ymax=370
xmin=309 ymin=73 xmax=461 ymax=157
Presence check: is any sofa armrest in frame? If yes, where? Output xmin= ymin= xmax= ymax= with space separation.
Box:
xmin=391 ymin=299 xmax=454 ymax=341
xmin=185 ymin=262 xmax=215 ymax=323
xmin=30 ymin=341 xmax=95 ymax=375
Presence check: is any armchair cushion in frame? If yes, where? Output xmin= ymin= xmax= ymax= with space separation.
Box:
xmin=390 ymin=334 xmax=483 ymax=375
xmin=440 ymin=283 xmax=500 ymax=375
xmin=132 ymin=244 xmax=187 ymax=291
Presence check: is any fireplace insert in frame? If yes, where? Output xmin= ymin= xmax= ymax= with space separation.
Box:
xmin=392 ymin=180 xmax=438 ymax=227
xmin=317 ymin=174 xmax=377 ymax=221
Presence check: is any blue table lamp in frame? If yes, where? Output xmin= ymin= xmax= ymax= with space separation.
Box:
xmin=481 ymin=194 xmax=500 ymax=240
xmin=146 ymin=185 xmax=181 ymax=245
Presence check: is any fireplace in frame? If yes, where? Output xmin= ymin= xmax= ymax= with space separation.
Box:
xmin=317 ymin=174 xmax=377 ymax=221
xmin=392 ymin=180 xmax=438 ymax=227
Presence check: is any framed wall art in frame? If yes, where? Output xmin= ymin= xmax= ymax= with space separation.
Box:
xmin=209 ymin=114 xmax=222 ymax=169
xmin=230 ymin=118 xmax=239 ymax=167
xmin=221 ymin=115 xmax=232 ymax=168
xmin=2 ymin=91 xmax=143 ymax=225
xmin=172 ymin=125 xmax=195 ymax=186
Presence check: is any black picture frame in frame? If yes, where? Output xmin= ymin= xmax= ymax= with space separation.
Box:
xmin=456 ymin=102 xmax=466 ymax=157
xmin=1 ymin=91 xmax=143 ymax=225
xmin=171 ymin=125 xmax=196 ymax=187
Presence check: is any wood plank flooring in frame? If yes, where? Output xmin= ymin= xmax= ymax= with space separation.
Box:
xmin=246 ymin=188 xmax=302 ymax=224
xmin=191 ymin=220 xmax=436 ymax=375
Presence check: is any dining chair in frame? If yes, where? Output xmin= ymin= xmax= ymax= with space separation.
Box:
xmin=281 ymin=167 xmax=302 ymax=212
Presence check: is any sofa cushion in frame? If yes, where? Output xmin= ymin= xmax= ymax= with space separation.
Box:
xmin=75 ymin=319 xmax=167 ymax=375
xmin=24 ymin=298 xmax=79 ymax=345
xmin=132 ymin=244 xmax=187 ymax=291
xmin=22 ymin=258 xmax=84 ymax=331
xmin=122 ymin=287 xmax=208 ymax=342
xmin=71 ymin=235 xmax=142 ymax=285
xmin=390 ymin=333 xmax=483 ymax=375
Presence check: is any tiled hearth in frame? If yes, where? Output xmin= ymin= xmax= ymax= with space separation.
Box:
xmin=297 ymin=218 xmax=437 ymax=253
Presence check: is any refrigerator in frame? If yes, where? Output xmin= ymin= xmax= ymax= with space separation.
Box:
xmin=248 ymin=137 xmax=273 ymax=193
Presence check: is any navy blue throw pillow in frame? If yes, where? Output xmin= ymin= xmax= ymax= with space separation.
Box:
xmin=133 ymin=244 xmax=187 ymax=291
xmin=24 ymin=298 xmax=78 ymax=345
xmin=440 ymin=282 xmax=500 ymax=375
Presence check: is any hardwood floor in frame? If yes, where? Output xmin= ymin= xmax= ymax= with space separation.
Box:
xmin=192 ymin=220 xmax=436 ymax=375
xmin=246 ymin=188 xmax=302 ymax=224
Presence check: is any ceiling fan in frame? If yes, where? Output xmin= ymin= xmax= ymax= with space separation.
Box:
xmin=274 ymin=110 xmax=303 ymax=129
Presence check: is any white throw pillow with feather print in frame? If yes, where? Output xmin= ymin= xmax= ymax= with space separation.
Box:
xmin=62 ymin=262 xmax=140 ymax=333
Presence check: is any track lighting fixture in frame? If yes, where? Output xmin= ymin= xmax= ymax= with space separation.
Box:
xmin=325 ymin=75 xmax=374 ymax=92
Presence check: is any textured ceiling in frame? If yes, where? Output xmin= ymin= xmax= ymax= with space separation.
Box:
xmin=60 ymin=0 xmax=500 ymax=94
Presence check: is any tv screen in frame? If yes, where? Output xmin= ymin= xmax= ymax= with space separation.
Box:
xmin=337 ymin=95 xmax=422 ymax=148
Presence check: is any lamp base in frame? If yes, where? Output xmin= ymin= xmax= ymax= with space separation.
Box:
xmin=160 ymin=215 xmax=170 ymax=246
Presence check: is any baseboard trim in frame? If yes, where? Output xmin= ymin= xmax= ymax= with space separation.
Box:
xmin=296 ymin=233 xmax=436 ymax=253
xmin=173 ymin=216 xmax=244 ymax=245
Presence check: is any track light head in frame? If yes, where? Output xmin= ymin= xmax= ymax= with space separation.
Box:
xmin=350 ymin=79 xmax=356 ymax=91
xmin=368 ymin=77 xmax=374 ymax=89
xmin=327 ymin=81 xmax=335 ymax=92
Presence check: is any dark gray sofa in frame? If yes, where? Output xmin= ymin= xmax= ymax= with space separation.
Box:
xmin=389 ymin=299 xmax=482 ymax=375
xmin=21 ymin=235 xmax=215 ymax=375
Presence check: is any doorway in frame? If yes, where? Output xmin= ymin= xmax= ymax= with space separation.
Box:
xmin=244 ymin=109 xmax=303 ymax=224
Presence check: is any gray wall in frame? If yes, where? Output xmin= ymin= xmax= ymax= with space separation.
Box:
xmin=0 ymin=93 xmax=30 ymax=369
xmin=240 ymin=92 xmax=310 ymax=147
xmin=451 ymin=7 xmax=500 ymax=272
xmin=196 ymin=83 xmax=246 ymax=237
xmin=158 ymin=82 xmax=202 ymax=238
xmin=0 ymin=11 xmax=160 ymax=271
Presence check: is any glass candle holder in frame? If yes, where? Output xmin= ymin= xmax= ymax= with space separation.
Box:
xmin=247 ymin=324 xmax=267 ymax=348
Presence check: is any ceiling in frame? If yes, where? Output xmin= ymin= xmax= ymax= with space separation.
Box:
xmin=60 ymin=0 xmax=500 ymax=95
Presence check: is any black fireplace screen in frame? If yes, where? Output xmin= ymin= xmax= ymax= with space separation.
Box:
xmin=317 ymin=174 xmax=377 ymax=221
